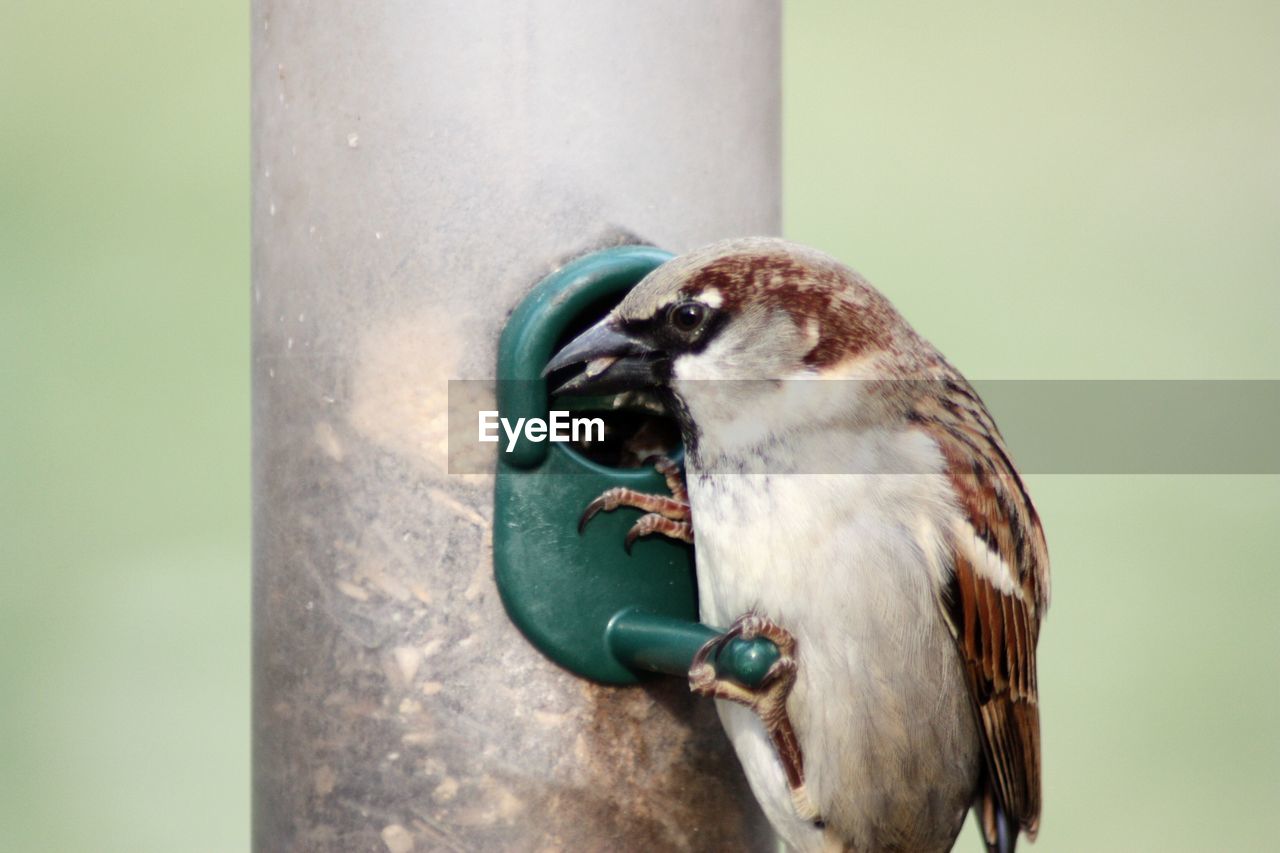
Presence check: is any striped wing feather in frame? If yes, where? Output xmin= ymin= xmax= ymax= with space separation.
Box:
xmin=911 ymin=376 xmax=1049 ymax=848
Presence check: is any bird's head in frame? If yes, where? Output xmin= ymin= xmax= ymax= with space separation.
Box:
xmin=544 ymin=237 xmax=924 ymax=460
xmin=545 ymin=237 xmax=915 ymax=388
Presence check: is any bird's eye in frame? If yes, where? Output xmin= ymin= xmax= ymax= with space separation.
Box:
xmin=668 ymin=301 xmax=707 ymax=333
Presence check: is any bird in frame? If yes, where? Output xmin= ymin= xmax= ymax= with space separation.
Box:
xmin=543 ymin=237 xmax=1049 ymax=853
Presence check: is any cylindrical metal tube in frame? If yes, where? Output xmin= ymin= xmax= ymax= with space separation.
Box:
xmin=253 ymin=2 xmax=780 ymax=850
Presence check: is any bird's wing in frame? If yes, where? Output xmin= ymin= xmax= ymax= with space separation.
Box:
xmin=910 ymin=377 xmax=1049 ymax=849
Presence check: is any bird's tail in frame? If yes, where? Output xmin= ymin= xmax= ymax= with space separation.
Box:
xmin=975 ymin=784 xmax=1020 ymax=853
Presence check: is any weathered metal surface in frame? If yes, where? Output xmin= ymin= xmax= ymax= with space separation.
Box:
xmin=253 ymin=2 xmax=780 ymax=849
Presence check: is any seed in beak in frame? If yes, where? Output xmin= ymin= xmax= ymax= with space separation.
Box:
xmin=584 ymin=356 xmax=619 ymax=378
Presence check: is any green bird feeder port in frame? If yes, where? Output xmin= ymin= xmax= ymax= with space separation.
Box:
xmin=492 ymin=246 xmax=780 ymax=687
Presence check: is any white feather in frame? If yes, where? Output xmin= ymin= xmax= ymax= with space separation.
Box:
xmin=683 ymin=380 xmax=981 ymax=852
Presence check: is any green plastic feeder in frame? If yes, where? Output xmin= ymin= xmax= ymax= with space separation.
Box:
xmin=492 ymin=246 xmax=779 ymax=686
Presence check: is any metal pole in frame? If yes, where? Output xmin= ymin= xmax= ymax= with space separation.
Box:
xmin=252 ymin=2 xmax=780 ymax=850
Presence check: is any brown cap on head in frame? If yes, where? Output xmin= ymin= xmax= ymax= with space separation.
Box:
xmin=618 ymin=237 xmax=909 ymax=370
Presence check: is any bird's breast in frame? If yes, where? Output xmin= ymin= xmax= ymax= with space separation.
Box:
xmin=685 ymin=433 xmax=981 ymax=852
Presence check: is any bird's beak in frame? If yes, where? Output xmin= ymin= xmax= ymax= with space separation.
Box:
xmin=542 ymin=317 xmax=664 ymax=396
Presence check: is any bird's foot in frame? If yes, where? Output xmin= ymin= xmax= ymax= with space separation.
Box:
xmin=578 ymin=456 xmax=693 ymax=550
xmin=688 ymin=612 xmax=822 ymax=825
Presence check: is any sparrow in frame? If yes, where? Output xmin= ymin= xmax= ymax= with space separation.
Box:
xmin=544 ymin=238 xmax=1049 ymax=853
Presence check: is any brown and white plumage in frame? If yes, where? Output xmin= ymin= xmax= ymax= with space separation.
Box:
xmin=914 ymin=374 xmax=1048 ymax=850
xmin=546 ymin=237 xmax=1049 ymax=852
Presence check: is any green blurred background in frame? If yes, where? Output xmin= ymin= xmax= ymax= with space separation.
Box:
xmin=2 ymin=2 xmax=1276 ymax=851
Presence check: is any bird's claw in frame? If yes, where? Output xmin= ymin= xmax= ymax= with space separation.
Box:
xmin=688 ymin=612 xmax=820 ymax=826
xmin=577 ymin=456 xmax=693 ymax=548
xmin=689 ymin=612 xmax=798 ymax=696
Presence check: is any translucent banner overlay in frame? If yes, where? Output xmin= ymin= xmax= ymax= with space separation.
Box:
xmin=448 ymin=380 xmax=1280 ymax=475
